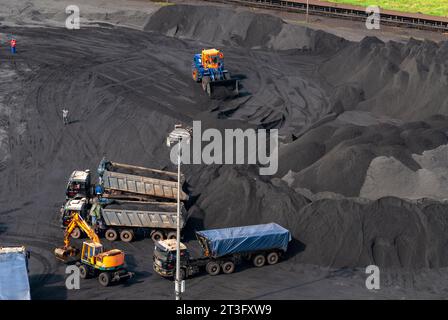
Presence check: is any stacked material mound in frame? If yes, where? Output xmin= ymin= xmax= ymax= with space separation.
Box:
xmin=322 ymin=37 xmax=448 ymax=120
xmin=188 ymin=166 xmax=448 ymax=269
xmin=144 ymin=4 xmax=346 ymax=52
xmin=361 ymin=144 xmax=448 ymax=200
xmin=278 ymin=115 xmax=448 ymax=197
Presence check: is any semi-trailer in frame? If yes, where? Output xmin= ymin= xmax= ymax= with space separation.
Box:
xmin=0 ymin=246 xmax=30 ymax=300
xmin=153 ymin=223 xmax=291 ymax=279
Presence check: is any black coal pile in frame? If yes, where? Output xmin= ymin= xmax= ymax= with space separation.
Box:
xmin=144 ymin=4 xmax=346 ymax=53
xmin=322 ymin=37 xmax=448 ymax=120
xmin=3 ymin=3 xmax=448 ymax=277
xmin=278 ymin=115 xmax=448 ymax=197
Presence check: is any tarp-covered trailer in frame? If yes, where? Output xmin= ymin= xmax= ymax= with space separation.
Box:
xmin=98 ymin=159 xmax=188 ymax=202
xmin=153 ymin=223 xmax=292 ymax=278
xmin=0 ymin=246 xmax=30 ymax=300
xmin=101 ymin=201 xmax=188 ymax=242
xmin=196 ymin=223 xmax=291 ymax=258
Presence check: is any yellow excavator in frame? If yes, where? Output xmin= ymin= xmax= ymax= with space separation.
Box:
xmin=54 ymin=212 xmax=133 ymax=286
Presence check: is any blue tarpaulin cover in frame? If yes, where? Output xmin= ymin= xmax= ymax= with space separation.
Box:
xmin=0 ymin=250 xmax=30 ymax=300
xmin=196 ymin=223 xmax=291 ymax=258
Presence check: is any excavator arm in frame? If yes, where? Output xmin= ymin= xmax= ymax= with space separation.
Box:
xmin=55 ymin=212 xmax=100 ymax=260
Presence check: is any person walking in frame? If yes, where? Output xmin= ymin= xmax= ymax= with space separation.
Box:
xmin=10 ymin=38 xmax=16 ymax=54
xmin=62 ymin=109 xmax=69 ymax=125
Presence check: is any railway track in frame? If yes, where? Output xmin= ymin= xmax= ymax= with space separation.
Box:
xmin=209 ymin=0 xmax=448 ymax=32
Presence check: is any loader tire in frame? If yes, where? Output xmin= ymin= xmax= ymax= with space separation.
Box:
xmin=267 ymin=252 xmax=279 ymax=265
xmin=253 ymin=254 xmax=266 ymax=267
xmin=98 ymin=272 xmax=111 ymax=287
xmin=79 ymin=264 xmax=89 ymax=279
xmin=202 ymin=76 xmax=211 ymax=92
xmin=151 ymin=230 xmax=164 ymax=242
xmin=105 ymin=228 xmax=118 ymax=241
xmin=71 ymin=227 xmax=81 ymax=239
xmin=222 ymin=261 xmax=235 ymax=274
xmin=206 ymin=261 xmax=220 ymax=276
xmin=120 ymin=229 xmax=134 ymax=242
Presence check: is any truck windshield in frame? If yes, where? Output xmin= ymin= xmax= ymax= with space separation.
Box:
xmin=154 ymin=245 xmax=170 ymax=262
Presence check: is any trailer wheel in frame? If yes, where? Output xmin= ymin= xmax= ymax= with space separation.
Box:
xmin=222 ymin=261 xmax=235 ymax=274
xmin=253 ymin=254 xmax=266 ymax=267
xmin=79 ymin=264 xmax=89 ymax=279
xmin=206 ymin=261 xmax=220 ymax=276
xmin=105 ymin=228 xmax=118 ymax=241
xmin=120 ymin=229 xmax=134 ymax=242
xmin=71 ymin=227 xmax=81 ymax=239
xmin=267 ymin=252 xmax=279 ymax=265
xmin=98 ymin=272 xmax=111 ymax=287
xmin=151 ymin=230 xmax=164 ymax=242
xmin=166 ymin=231 xmax=177 ymax=240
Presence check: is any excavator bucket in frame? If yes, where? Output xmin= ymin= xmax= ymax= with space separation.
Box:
xmin=206 ymin=79 xmax=239 ymax=99
xmin=54 ymin=246 xmax=79 ymax=261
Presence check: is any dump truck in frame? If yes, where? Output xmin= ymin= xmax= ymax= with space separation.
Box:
xmin=192 ymin=48 xmax=239 ymax=99
xmin=0 ymin=246 xmax=30 ymax=300
xmin=153 ymin=223 xmax=291 ymax=279
xmin=55 ymin=212 xmax=133 ymax=287
xmin=97 ymin=158 xmax=188 ymax=202
xmin=60 ymin=198 xmax=187 ymax=242
xmin=100 ymin=200 xmax=188 ymax=242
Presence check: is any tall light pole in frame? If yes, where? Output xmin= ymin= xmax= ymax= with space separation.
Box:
xmin=306 ymin=0 xmax=309 ymax=23
xmin=166 ymin=124 xmax=190 ymax=301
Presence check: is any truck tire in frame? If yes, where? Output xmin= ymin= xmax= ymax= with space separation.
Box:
xmin=120 ymin=229 xmax=134 ymax=242
xmin=105 ymin=228 xmax=118 ymax=241
xmin=253 ymin=254 xmax=266 ymax=267
xmin=267 ymin=252 xmax=279 ymax=265
xmin=166 ymin=231 xmax=177 ymax=240
xmin=206 ymin=261 xmax=220 ymax=276
xmin=98 ymin=272 xmax=111 ymax=287
xmin=176 ymin=268 xmax=186 ymax=280
xmin=151 ymin=230 xmax=164 ymax=242
xmin=221 ymin=261 xmax=235 ymax=274
xmin=79 ymin=264 xmax=89 ymax=279
xmin=71 ymin=227 xmax=81 ymax=239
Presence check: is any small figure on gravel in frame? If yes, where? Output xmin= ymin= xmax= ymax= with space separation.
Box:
xmin=62 ymin=109 xmax=69 ymax=125
xmin=89 ymin=198 xmax=103 ymax=231
xmin=10 ymin=38 xmax=16 ymax=54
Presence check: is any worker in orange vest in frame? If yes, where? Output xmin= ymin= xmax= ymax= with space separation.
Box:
xmin=10 ymin=39 xmax=16 ymax=54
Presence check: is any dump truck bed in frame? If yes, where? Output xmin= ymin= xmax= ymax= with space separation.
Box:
xmin=102 ymin=201 xmax=187 ymax=229
xmin=0 ymin=247 xmax=30 ymax=300
xmin=100 ymin=161 xmax=188 ymax=201
xmin=196 ymin=223 xmax=291 ymax=258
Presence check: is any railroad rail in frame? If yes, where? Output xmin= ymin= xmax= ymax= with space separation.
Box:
xmin=208 ymin=0 xmax=448 ymax=32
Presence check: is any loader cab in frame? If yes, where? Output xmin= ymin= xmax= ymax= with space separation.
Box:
xmin=81 ymin=241 xmax=104 ymax=265
xmin=201 ymin=49 xmax=223 ymax=70
xmin=60 ymin=198 xmax=89 ymax=228
xmin=66 ymin=170 xmax=91 ymax=200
